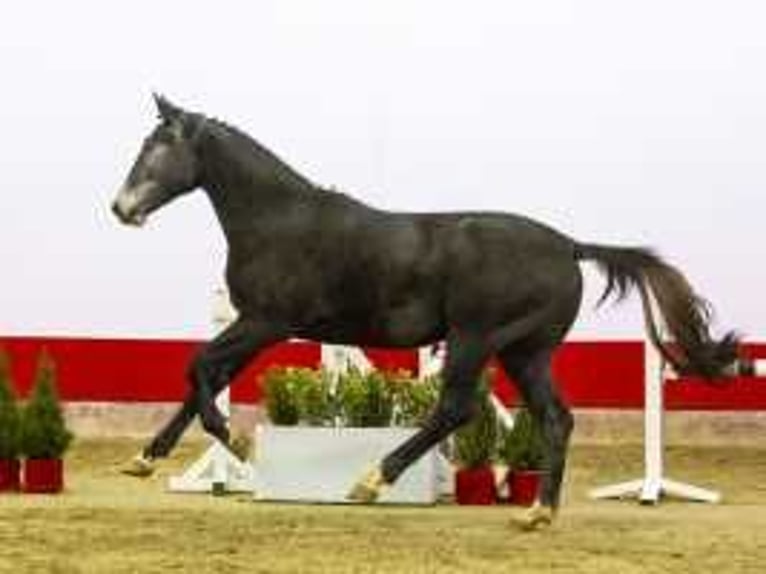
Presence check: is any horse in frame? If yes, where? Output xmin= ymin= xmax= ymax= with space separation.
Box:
xmin=112 ymin=94 xmax=749 ymax=528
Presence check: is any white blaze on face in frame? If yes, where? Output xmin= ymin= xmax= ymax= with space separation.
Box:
xmin=113 ymin=181 xmax=157 ymax=226
xmin=113 ymin=143 xmax=170 ymax=226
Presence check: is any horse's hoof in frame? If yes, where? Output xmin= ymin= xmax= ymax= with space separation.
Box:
xmin=120 ymin=454 xmax=156 ymax=478
xmin=230 ymin=434 xmax=252 ymax=462
xmin=515 ymin=503 xmax=554 ymax=532
xmin=347 ymin=467 xmax=387 ymax=503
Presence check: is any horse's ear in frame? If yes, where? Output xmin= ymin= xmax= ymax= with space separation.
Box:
xmin=153 ymin=93 xmax=182 ymax=123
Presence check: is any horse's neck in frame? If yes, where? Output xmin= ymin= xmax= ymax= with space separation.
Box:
xmin=199 ymin=126 xmax=318 ymax=240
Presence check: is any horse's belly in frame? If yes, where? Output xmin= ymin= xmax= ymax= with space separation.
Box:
xmin=374 ymin=301 xmax=446 ymax=346
xmin=296 ymin=299 xmax=445 ymax=348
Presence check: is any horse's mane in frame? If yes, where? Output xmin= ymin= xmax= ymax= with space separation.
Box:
xmin=203 ymin=116 xmax=318 ymax=194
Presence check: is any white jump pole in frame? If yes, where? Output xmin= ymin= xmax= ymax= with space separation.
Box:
xmin=321 ymin=344 xmax=373 ymax=375
xmin=168 ymin=288 xmax=255 ymax=494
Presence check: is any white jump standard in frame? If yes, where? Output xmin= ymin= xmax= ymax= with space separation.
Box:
xmin=590 ymin=338 xmax=763 ymax=505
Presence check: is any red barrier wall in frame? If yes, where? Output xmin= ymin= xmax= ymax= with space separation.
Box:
xmin=1 ymin=336 xmax=764 ymax=410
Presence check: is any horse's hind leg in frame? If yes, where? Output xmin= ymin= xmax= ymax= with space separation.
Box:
xmin=348 ymin=334 xmax=491 ymax=502
xmin=498 ymin=347 xmax=574 ymax=528
xmin=122 ymin=318 xmax=280 ymax=476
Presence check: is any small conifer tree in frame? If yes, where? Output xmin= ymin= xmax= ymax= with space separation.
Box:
xmin=0 ymin=348 xmax=21 ymax=459
xmin=20 ymin=350 xmax=73 ymax=459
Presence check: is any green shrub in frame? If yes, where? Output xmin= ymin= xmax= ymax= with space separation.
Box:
xmin=453 ymin=374 xmax=499 ymax=469
xmin=263 ymin=367 xmax=339 ymax=426
xmin=262 ymin=366 xmax=440 ymax=429
xmin=498 ymin=406 xmax=546 ymax=471
xmin=20 ymin=350 xmax=73 ymax=459
xmin=337 ymin=367 xmax=394 ymax=427
xmin=0 ymin=348 xmax=21 ymax=459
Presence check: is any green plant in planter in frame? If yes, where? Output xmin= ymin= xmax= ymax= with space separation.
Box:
xmin=498 ymin=406 xmax=546 ymax=471
xmin=262 ymin=367 xmax=304 ymax=425
xmin=392 ymin=373 xmax=440 ymax=427
xmin=263 ymin=367 xmax=338 ymax=426
xmin=452 ymin=377 xmax=499 ymax=469
xmin=296 ymin=368 xmax=337 ymax=426
xmin=338 ymin=367 xmax=394 ymax=427
xmin=0 ymin=348 xmax=21 ymax=460
xmin=20 ymin=350 xmax=73 ymax=459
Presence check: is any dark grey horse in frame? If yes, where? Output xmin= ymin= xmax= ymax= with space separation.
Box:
xmin=112 ymin=95 xmax=749 ymax=528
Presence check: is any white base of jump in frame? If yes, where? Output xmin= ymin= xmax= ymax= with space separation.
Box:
xmin=168 ymin=441 xmax=254 ymax=493
xmin=590 ymin=477 xmax=720 ymax=504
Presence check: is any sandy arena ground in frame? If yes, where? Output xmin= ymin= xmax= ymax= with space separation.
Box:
xmin=1 ymin=435 xmax=765 ymax=574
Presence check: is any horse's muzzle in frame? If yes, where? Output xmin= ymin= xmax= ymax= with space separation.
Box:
xmin=111 ymin=200 xmax=146 ymax=227
xmin=112 ymin=182 xmax=155 ymax=227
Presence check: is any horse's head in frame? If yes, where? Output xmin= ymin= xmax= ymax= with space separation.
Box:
xmin=112 ymin=95 xmax=205 ymax=227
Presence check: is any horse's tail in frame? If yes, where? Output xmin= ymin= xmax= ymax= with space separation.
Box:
xmin=575 ymin=242 xmax=746 ymax=379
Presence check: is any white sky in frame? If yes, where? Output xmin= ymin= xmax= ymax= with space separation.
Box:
xmin=1 ymin=1 xmax=764 ymax=341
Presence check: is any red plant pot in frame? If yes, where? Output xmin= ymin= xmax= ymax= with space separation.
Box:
xmin=23 ymin=458 xmax=64 ymax=494
xmin=507 ymin=470 xmax=545 ymax=506
xmin=455 ymin=466 xmax=497 ymax=505
xmin=0 ymin=459 xmax=21 ymax=492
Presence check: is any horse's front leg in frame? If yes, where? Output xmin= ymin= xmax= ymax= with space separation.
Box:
xmin=122 ymin=318 xmax=280 ymax=477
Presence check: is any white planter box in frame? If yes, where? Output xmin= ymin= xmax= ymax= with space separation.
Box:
xmin=253 ymin=425 xmax=446 ymax=504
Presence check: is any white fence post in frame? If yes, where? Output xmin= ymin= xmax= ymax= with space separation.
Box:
xmin=590 ymin=300 xmax=722 ymax=504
